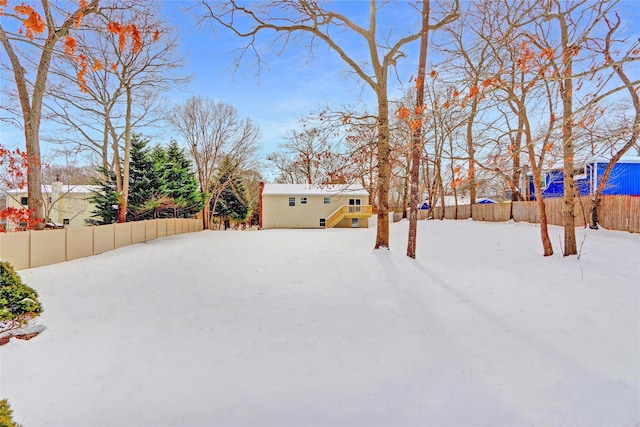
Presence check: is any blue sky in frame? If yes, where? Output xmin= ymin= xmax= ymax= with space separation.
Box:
xmin=1 ymin=1 xmax=638 ymax=170
xmin=159 ymin=1 xmax=419 ymax=156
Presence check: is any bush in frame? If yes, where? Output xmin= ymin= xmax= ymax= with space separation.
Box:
xmin=0 ymin=399 xmax=21 ymax=427
xmin=0 ymin=261 xmax=42 ymax=333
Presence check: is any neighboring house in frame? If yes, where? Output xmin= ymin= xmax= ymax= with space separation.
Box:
xmin=259 ymin=183 xmax=372 ymax=229
xmin=526 ymin=157 xmax=640 ymax=200
xmin=3 ymin=181 xmax=100 ymax=230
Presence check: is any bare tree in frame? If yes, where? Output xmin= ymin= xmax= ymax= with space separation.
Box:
xmin=168 ymin=96 xmax=261 ymax=229
xmin=589 ymin=13 xmax=640 ymax=228
xmin=268 ymin=127 xmax=348 ymax=185
xmin=0 ymin=0 xmax=101 ymax=227
xmin=198 ymin=0 xmax=458 ymax=249
xmin=406 ymin=0 xmax=431 ymax=259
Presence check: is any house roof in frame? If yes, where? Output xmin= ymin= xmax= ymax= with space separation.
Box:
xmin=4 ymin=184 xmax=100 ymax=195
xmin=262 ymin=183 xmax=369 ymax=197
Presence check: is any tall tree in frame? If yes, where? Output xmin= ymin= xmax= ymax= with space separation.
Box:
xmin=406 ymin=0 xmax=431 ymax=259
xmin=158 ymin=140 xmax=202 ymax=218
xmin=168 ymin=96 xmax=260 ymax=229
xmin=44 ymin=1 xmax=188 ymax=175
xmin=127 ymin=134 xmax=159 ymax=220
xmin=199 ymin=0 xmax=458 ymax=249
xmin=0 ymin=0 xmax=101 ymax=227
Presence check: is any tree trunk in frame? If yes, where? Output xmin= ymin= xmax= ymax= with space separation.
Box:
xmin=527 ymin=147 xmax=553 ymax=256
xmin=558 ymin=13 xmax=577 ymax=255
xmin=407 ymin=0 xmax=430 ymax=259
xmin=466 ymin=96 xmax=478 ymax=209
xmin=0 ymin=1 xmax=99 ymax=229
xmin=119 ymin=86 xmax=133 ymax=223
xmin=375 ymin=93 xmax=391 ymax=249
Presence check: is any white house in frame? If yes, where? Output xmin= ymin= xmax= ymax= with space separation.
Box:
xmin=3 ymin=181 xmax=99 ymax=230
xmin=259 ymin=183 xmax=373 ymax=229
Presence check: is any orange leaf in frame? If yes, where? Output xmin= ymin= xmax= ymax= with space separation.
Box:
xmin=92 ymin=59 xmax=103 ymax=71
xmin=127 ymin=23 xmax=142 ymax=53
xmin=342 ymin=115 xmax=350 ymax=124
xmin=14 ymin=4 xmax=45 ymax=40
xmin=77 ymin=54 xmax=88 ymax=93
xmin=0 ymin=0 xmax=7 ymax=7
xmin=544 ymin=142 xmax=553 ymax=151
xmin=396 ymin=106 xmax=410 ymax=120
xmin=430 ymin=70 xmax=438 ymax=79
xmin=64 ymin=36 xmax=76 ymax=56
xmin=111 ymin=63 xmax=118 ymax=71
xmin=153 ymin=29 xmax=161 ymax=41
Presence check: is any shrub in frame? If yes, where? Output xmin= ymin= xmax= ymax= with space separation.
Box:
xmin=0 ymin=261 xmax=42 ymax=333
xmin=0 ymin=399 xmax=22 ymax=427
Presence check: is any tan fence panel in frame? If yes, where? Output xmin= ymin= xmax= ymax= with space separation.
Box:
xmin=444 ymin=205 xmax=471 ymax=220
xmin=94 ymin=224 xmax=115 ymax=255
xmin=629 ymin=197 xmax=640 ymax=233
xmin=177 ymin=219 xmax=186 ymax=234
xmin=513 ymin=201 xmax=540 ymax=223
xmin=196 ymin=219 xmax=204 ymax=231
xmin=166 ymin=219 xmax=176 ymax=236
xmin=67 ymin=227 xmax=94 ymax=261
xmin=418 ymin=210 xmax=429 ymax=220
xmin=600 ymin=195 xmax=640 ymax=233
xmin=0 ymin=232 xmax=30 ymax=270
xmin=114 ymin=223 xmax=132 ymax=249
xmin=472 ymin=203 xmax=510 ymax=222
xmin=31 ymin=229 xmax=66 ymax=268
xmin=157 ymin=219 xmax=167 ymax=237
xmin=132 ymin=221 xmax=146 ymax=244
xmin=145 ymin=220 xmax=157 ymax=240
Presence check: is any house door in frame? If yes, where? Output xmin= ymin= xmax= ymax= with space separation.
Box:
xmin=351 ymin=218 xmax=359 ymax=228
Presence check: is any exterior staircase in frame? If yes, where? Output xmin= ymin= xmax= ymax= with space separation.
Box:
xmin=325 ymin=205 xmax=373 ymax=228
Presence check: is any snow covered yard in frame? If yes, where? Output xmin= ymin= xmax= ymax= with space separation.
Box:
xmin=1 ymin=219 xmax=639 ymax=426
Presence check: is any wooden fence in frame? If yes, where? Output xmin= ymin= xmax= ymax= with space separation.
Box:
xmin=0 ymin=218 xmax=203 ymax=270
xmin=392 ymin=195 xmax=639 ymax=233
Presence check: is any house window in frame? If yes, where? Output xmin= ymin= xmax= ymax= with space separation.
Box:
xmin=324 ymin=197 xmax=330 ymax=204
xmin=288 ymin=197 xmax=295 ymax=206
xmin=63 ymin=218 xmax=70 ymax=225
xmin=300 ymin=197 xmax=308 ymax=204
xmin=20 ymin=197 xmax=28 ymax=206
xmin=348 ymin=198 xmax=362 ymax=213
xmin=319 ymin=218 xmax=326 ymax=227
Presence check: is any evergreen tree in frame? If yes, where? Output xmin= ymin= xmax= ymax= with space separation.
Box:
xmin=128 ymin=134 xmax=160 ymax=221
xmin=88 ymin=167 xmax=119 ymax=225
xmin=157 ymin=140 xmax=202 ymax=217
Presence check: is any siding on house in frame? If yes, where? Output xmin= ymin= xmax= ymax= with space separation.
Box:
xmin=261 ymin=184 xmax=370 ymax=229
xmin=527 ymin=157 xmax=640 ymax=199
xmin=4 ymin=183 xmax=99 ymax=230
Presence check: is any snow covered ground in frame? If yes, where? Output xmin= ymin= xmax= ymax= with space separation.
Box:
xmin=1 ymin=219 xmax=639 ymax=426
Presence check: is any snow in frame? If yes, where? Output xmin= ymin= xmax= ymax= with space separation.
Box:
xmin=262 ymin=183 xmax=369 ymax=196
xmin=1 ymin=219 xmax=639 ymax=426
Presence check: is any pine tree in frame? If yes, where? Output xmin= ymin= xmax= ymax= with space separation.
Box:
xmin=157 ymin=140 xmax=202 ymax=218
xmin=128 ymin=134 xmax=160 ymax=221
xmin=88 ymin=167 xmax=119 ymax=225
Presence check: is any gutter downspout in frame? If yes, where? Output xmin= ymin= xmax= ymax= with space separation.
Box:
xmin=259 ymin=182 xmax=264 ymax=229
